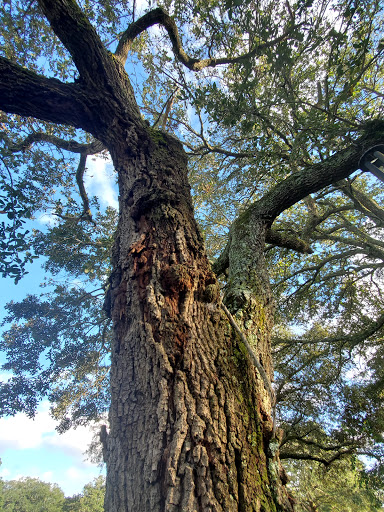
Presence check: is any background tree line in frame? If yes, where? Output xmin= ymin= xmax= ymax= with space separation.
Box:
xmin=0 ymin=476 xmax=105 ymax=512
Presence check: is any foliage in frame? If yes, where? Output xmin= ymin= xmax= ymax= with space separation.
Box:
xmin=63 ymin=477 xmax=105 ymax=512
xmin=1 ymin=477 xmax=65 ymax=512
xmin=285 ymin=457 xmax=384 ymax=511
xmin=270 ymin=175 xmax=384 ymax=467
xmin=0 ymin=283 xmax=111 ymax=427
xmin=0 ymin=476 xmax=105 ymax=512
xmin=0 ymin=0 xmax=384 ymax=502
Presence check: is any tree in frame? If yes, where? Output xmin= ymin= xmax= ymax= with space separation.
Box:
xmin=64 ymin=477 xmax=105 ymax=512
xmin=1 ymin=0 xmax=384 ymax=510
xmin=1 ymin=477 xmax=65 ymax=512
xmin=284 ymin=456 xmax=384 ymax=511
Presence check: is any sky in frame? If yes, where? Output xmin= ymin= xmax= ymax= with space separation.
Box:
xmin=0 ymin=156 xmax=117 ymax=497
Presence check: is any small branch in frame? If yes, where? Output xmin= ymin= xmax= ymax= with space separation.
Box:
xmin=152 ymin=88 xmax=179 ymax=129
xmin=221 ymin=302 xmax=275 ymax=406
xmin=115 ymin=7 xmax=299 ymax=69
xmin=54 ymin=153 xmax=96 ymax=224
xmin=284 ymin=437 xmax=359 ymax=452
xmin=161 ymin=87 xmax=179 ymax=130
xmin=274 ymin=310 xmax=384 ymax=353
xmin=75 ymin=153 xmax=94 ymax=223
xmin=363 ymin=86 xmax=384 ymax=99
xmin=6 ymin=132 xmax=105 ymax=155
xmin=279 ymin=448 xmax=355 ymax=466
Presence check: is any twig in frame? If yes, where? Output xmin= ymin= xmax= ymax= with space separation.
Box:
xmin=220 ymin=302 xmax=275 ymax=406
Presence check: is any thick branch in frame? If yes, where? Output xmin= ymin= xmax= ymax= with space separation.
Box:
xmin=214 ymin=123 xmax=384 ymax=276
xmin=37 ymin=0 xmax=111 ymax=83
xmin=115 ymin=7 xmax=297 ymax=69
xmin=0 ymin=56 xmax=91 ymax=130
xmin=337 ymin=179 xmax=384 ymax=225
xmin=266 ymin=228 xmax=313 ymax=254
xmin=253 ymin=125 xmax=384 ymax=223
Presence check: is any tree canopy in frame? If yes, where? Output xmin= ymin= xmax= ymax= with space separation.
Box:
xmin=1 ymin=477 xmax=65 ymax=512
xmin=0 ymin=476 xmax=105 ymax=512
xmin=1 ymin=0 xmax=384 ymax=506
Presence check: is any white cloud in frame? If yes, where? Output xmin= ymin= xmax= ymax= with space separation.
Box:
xmin=85 ymin=156 xmax=118 ymax=210
xmin=0 ymin=468 xmax=11 ymax=478
xmin=0 ymin=403 xmax=56 ymax=450
xmin=66 ymin=467 xmax=82 ymax=480
xmin=0 ymin=401 xmax=105 ymax=495
xmin=37 ymin=211 xmax=60 ymax=227
xmin=0 ymin=401 xmax=97 ymax=457
xmin=46 ymin=424 xmax=98 ymax=462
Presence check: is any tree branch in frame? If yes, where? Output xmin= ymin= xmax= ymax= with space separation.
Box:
xmin=274 ymin=310 xmax=384 ymax=352
xmin=37 ymin=0 xmax=111 ymax=83
xmin=337 ymin=179 xmax=384 ymax=225
xmin=0 ymin=56 xmax=91 ymax=131
xmin=214 ymin=122 xmax=384 ymax=277
xmin=279 ymin=448 xmax=354 ymax=466
xmin=76 ymin=153 xmax=93 ymax=222
xmin=6 ymin=132 xmax=105 ymax=155
xmin=236 ymin=122 xmax=384 ymax=227
xmin=115 ymin=7 xmax=299 ymax=70
xmin=265 ymin=228 xmax=313 ymax=254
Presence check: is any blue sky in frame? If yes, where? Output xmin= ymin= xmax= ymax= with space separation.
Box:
xmin=0 ymin=156 xmax=117 ymax=496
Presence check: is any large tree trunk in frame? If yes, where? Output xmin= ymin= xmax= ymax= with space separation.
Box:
xmin=103 ymin=129 xmax=294 ymax=511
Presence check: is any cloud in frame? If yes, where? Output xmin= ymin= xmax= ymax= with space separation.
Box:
xmin=0 ymin=401 xmax=96 ymax=457
xmin=0 ymin=401 xmax=105 ymax=495
xmin=0 ymin=403 xmax=56 ymax=450
xmin=0 ymin=468 xmax=11 ymax=478
xmin=66 ymin=467 xmax=82 ymax=480
xmin=85 ymin=156 xmax=118 ymax=210
xmin=37 ymin=211 xmax=59 ymax=227
xmin=45 ymin=424 xmax=99 ymax=463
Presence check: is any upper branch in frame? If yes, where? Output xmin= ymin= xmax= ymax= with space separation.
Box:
xmin=0 ymin=56 xmax=91 ymax=131
xmin=115 ymin=7 xmax=297 ymax=70
xmin=37 ymin=0 xmax=111 ymax=83
xmin=214 ymin=123 xmax=384 ymax=275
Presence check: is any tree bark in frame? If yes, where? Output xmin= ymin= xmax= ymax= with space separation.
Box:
xmin=102 ymin=129 xmax=293 ymax=511
xmin=2 ymin=3 xmax=384 ymax=510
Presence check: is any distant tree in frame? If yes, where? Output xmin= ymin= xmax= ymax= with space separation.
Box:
xmin=1 ymin=478 xmax=65 ymax=512
xmin=64 ymin=477 xmax=105 ymax=512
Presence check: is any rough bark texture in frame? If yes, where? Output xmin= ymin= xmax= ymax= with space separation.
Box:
xmin=102 ymin=130 xmax=292 ymax=511
xmin=2 ymin=2 xmax=384 ymax=511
